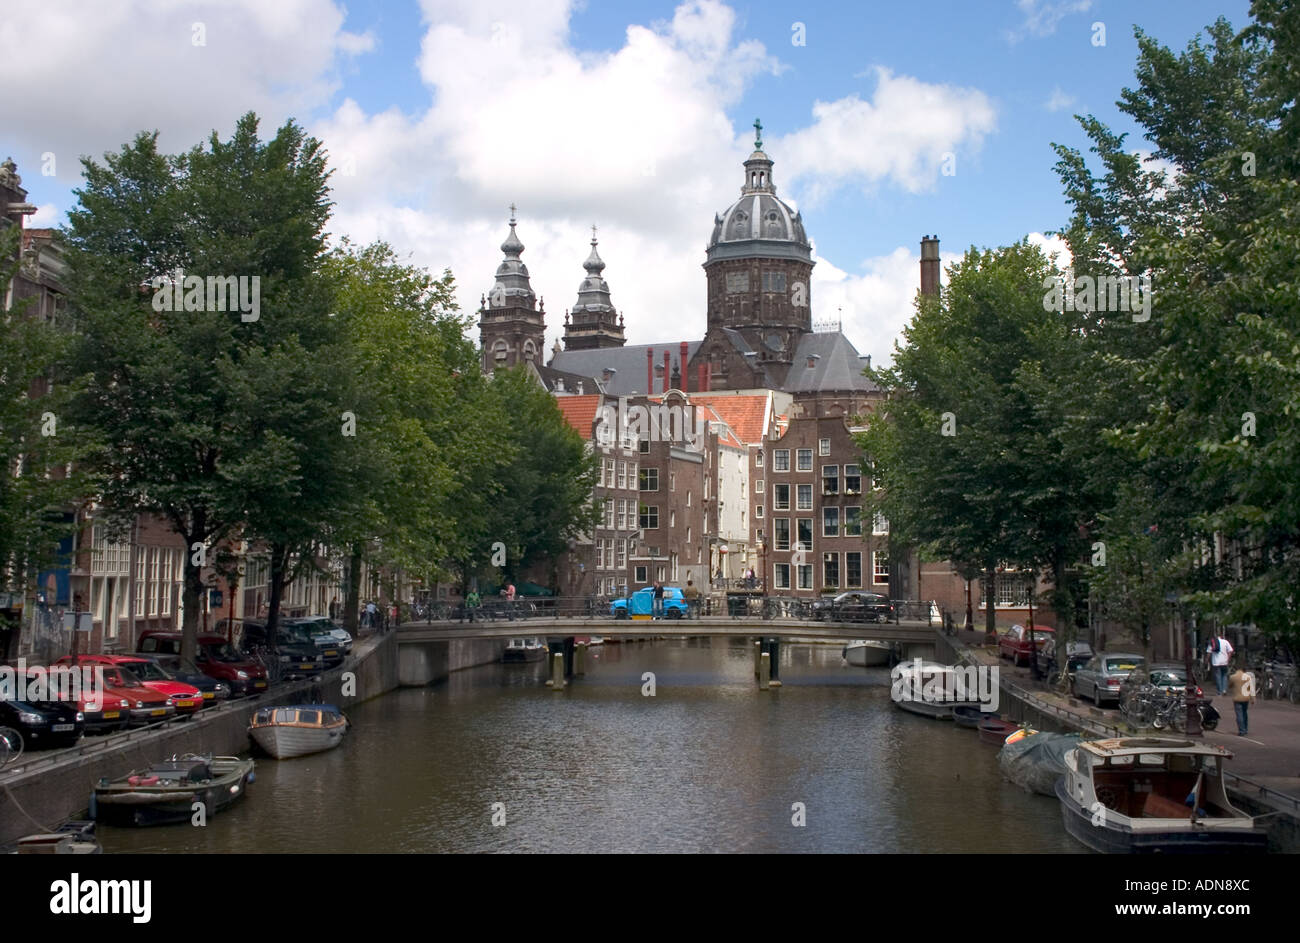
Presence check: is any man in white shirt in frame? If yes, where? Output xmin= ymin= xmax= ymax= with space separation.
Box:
xmin=1205 ymin=633 xmax=1235 ymax=695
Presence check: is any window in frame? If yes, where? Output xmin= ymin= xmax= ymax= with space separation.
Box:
xmin=762 ymin=271 xmax=786 ymax=292
xmin=797 ymin=519 xmax=813 ymax=549
xmin=774 ymin=519 xmax=791 ymax=551
xmin=874 ymin=552 xmax=890 ymax=585
xmin=819 ymin=438 xmax=831 ymax=456
xmin=670 ymin=472 xmax=676 ymax=492
xmin=823 ymin=507 xmax=840 ymax=537
xmin=639 ymin=439 xmax=650 ymax=454
xmin=756 ymin=478 xmax=764 ymax=493
xmin=635 ymin=566 xmax=648 ymax=583
xmin=797 ymin=484 xmax=812 ymax=510
xmin=823 ymin=553 xmax=839 ymax=588
xmin=873 ymin=513 xmax=889 ymax=536
xmin=640 ymin=505 xmax=659 ymax=529
xmin=605 ymin=459 xmax=614 ymax=486
xmin=617 ymin=539 xmax=627 ymax=568
xmin=596 ymin=539 xmax=606 ymax=569
xmin=845 ymin=507 xmax=862 ymax=537
xmin=981 ymin=573 xmax=1034 ymax=608
xmin=687 ymin=491 xmax=692 ymax=507
xmin=796 ymin=449 xmax=813 ymax=471
xmin=617 ymin=461 xmax=627 ymax=489
xmin=797 ymin=565 xmax=813 ymax=590
xmin=822 ymin=465 xmax=839 ymax=495
xmin=686 ymin=528 xmax=692 ymax=545
xmin=846 ymin=552 xmax=863 ymax=588
xmin=844 ymin=463 xmax=861 ymax=494
xmin=756 ymin=451 xmax=764 ymax=468
xmin=148 ymin=547 xmax=160 ymax=616
xmin=774 ymin=484 xmax=791 ymax=510
xmin=670 ymin=510 xmax=676 ymax=528
xmin=617 ymin=499 xmax=627 ymax=530
xmin=639 ymin=468 xmax=659 ymax=492
xmin=604 ymin=499 xmax=614 ymax=529
xmin=773 ymin=449 xmax=789 ymax=472
xmin=726 ymin=272 xmax=750 ymax=293
xmin=773 ymin=564 xmax=790 ymax=590
xmin=161 ymin=550 xmax=174 ymax=616
xmin=756 ymin=505 xmax=764 ymax=519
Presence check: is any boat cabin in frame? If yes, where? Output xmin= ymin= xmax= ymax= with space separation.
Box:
xmin=251 ymin=705 xmax=345 ymax=728
xmin=1072 ymin=738 xmax=1239 ymax=820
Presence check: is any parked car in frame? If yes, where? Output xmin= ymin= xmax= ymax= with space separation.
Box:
xmin=282 ymin=617 xmax=346 ymax=667
xmin=23 ymin=665 xmax=131 ymax=734
xmin=133 ymin=654 xmax=230 ymax=705
xmin=234 ymin=619 xmax=325 ymax=679
xmin=82 ymin=664 xmax=175 ymax=725
xmin=813 ymin=591 xmax=894 ymax=623
xmin=136 ymin=630 xmax=269 ymax=697
xmin=292 ymin=616 xmax=353 ymax=654
xmin=0 ymin=698 xmax=83 ymax=749
xmin=998 ymin=624 xmax=1056 ymax=666
xmin=611 ymin=586 xmax=689 ymax=619
xmin=1145 ymin=663 xmax=1204 ymax=698
xmin=56 ymin=654 xmax=205 ymax=715
xmin=1072 ymin=652 xmax=1145 ymax=706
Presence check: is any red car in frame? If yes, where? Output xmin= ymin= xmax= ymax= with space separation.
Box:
xmin=136 ymin=630 xmax=269 ymax=696
xmin=25 ymin=666 xmax=131 ymax=734
xmin=998 ymin=624 xmax=1055 ymax=667
xmin=55 ymin=657 xmax=175 ymax=726
xmin=58 ymin=655 xmax=204 ymax=715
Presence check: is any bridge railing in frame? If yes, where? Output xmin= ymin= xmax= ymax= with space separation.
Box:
xmin=413 ymin=596 xmax=940 ymax=624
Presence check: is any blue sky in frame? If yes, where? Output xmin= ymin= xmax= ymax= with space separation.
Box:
xmin=3 ymin=0 xmax=1252 ymax=363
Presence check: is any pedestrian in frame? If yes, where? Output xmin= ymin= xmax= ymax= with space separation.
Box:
xmin=329 ymin=596 xmax=339 ymax=621
xmin=364 ymin=600 xmax=378 ymax=632
xmin=505 ymin=581 xmax=517 ymax=621
xmin=1227 ymin=659 xmax=1256 ymax=737
xmin=466 ymin=589 xmax=481 ymax=623
xmin=1205 ymin=632 xmax=1235 ymax=695
xmin=652 ymin=580 xmax=665 ymax=620
xmin=682 ymin=579 xmax=701 ymax=620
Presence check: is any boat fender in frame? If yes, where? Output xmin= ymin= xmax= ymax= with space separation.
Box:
xmin=88 ymin=792 xmax=97 ymax=821
xmin=127 ymin=775 xmax=160 ymax=786
xmin=247 ymin=771 xmax=255 ymax=784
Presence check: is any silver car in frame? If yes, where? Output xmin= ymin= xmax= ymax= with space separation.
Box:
xmin=1072 ymin=652 xmax=1144 ymax=707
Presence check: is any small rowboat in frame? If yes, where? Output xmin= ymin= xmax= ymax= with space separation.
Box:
xmin=953 ymin=705 xmax=985 ymax=728
xmin=93 ymin=755 xmax=254 ymax=827
xmin=978 ymin=717 xmax=1020 ymax=745
xmin=249 ymin=704 xmax=348 ymax=759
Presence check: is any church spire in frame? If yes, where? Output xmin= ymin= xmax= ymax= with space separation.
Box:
xmin=490 ymin=204 xmax=535 ymax=309
xmin=562 ymin=224 xmax=626 ymax=351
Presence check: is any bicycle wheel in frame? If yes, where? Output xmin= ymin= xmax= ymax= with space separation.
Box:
xmin=0 ymin=726 xmax=24 ymax=766
xmin=1170 ymin=701 xmax=1188 ymax=733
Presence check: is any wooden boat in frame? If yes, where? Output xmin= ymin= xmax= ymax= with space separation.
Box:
xmin=93 ymin=755 xmax=254 ymax=827
xmin=502 ymin=638 xmax=547 ymax=663
xmin=1056 ymin=738 xmax=1267 ymax=854
xmin=952 ymin=705 xmax=985 ymax=728
xmin=14 ymin=821 xmax=100 ymax=854
xmin=890 ymin=660 xmax=987 ymax=719
xmin=978 ymin=717 xmax=1021 ymax=744
xmin=249 ymin=704 xmax=348 ymax=759
xmin=842 ymin=639 xmax=891 ymax=667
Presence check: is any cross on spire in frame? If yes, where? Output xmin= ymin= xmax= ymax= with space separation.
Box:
xmin=591 ymin=223 xmax=598 ymax=244
xmin=509 ymin=202 xmax=517 ymax=223
xmin=754 ymin=117 xmax=763 ymax=150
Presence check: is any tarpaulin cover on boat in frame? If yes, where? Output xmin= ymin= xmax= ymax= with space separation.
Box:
xmin=998 ymin=732 xmax=1082 ymax=796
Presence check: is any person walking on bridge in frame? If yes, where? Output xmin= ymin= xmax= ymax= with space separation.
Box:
xmin=652 ymin=580 xmax=665 ymax=620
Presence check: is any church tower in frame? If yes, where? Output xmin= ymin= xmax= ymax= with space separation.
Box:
xmin=561 ymin=226 xmax=626 ymax=351
xmin=689 ymin=120 xmax=814 ymax=390
xmin=478 ymin=206 xmax=546 ymax=372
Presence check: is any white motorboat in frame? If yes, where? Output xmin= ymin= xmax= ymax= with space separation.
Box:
xmin=842 ymin=639 xmax=891 ymax=667
xmin=503 ymin=638 xmax=547 ymax=662
xmin=890 ymin=659 xmax=988 ymax=719
xmin=1056 ymin=737 xmax=1267 ymax=853
xmin=249 ymin=704 xmax=348 ymax=760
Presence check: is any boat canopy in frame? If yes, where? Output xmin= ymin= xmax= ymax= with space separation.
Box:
xmin=1079 ymin=738 xmax=1233 ymax=759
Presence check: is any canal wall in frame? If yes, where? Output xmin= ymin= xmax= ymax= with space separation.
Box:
xmin=0 ymin=631 xmax=401 ymax=847
xmin=397 ymin=636 xmax=505 ymax=686
xmin=936 ymin=633 xmax=1300 ymax=853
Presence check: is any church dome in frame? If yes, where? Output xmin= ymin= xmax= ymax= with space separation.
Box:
xmin=707 ymin=125 xmax=810 ymax=264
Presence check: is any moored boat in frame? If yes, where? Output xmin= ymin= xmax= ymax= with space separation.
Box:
xmin=1056 ymin=737 xmax=1267 ymax=854
xmin=249 ymin=704 xmax=348 ymax=759
xmin=952 ymin=705 xmax=984 ymax=728
xmin=842 ymin=639 xmax=891 ymax=667
xmin=978 ymin=717 xmax=1020 ymax=744
xmin=13 ymin=821 xmax=101 ymax=854
xmin=890 ymin=660 xmax=988 ymax=719
xmin=92 ymin=755 xmax=254 ymax=827
xmin=502 ymin=638 xmax=547 ymax=663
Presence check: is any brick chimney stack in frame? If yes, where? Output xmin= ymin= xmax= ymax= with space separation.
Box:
xmin=647 ymin=348 xmax=653 ymax=395
xmin=663 ymin=350 xmax=671 ymax=393
xmin=679 ymin=342 xmax=689 ymax=391
xmin=920 ymin=235 xmax=940 ymax=297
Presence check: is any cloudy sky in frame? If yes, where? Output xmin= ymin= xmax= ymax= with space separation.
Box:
xmin=2 ymin=0 xmax=1248 ymax=365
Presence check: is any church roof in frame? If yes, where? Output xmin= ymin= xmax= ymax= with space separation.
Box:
xmin=706 ymin=122 xmax=810 ymax=265
xmin=549 ymin=341 xmax=702 ymax=396
xmin=784 ymin=332 xmax=880 ymax=394
xmin=532 ymin=363 xmax=601 ymax=396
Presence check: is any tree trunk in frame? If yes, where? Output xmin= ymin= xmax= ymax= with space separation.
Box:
xmin=984 ymin=567 xmax=998 ymax=643
xmin=343 ymin=542 xmax=362 ymax=634
xmin=267 ymin=542 xmax=288 ymax=652
xmin=179 ymin=509 xmax=207 ymax=666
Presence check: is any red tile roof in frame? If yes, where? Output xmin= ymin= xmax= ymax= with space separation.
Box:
xmin=685 ymin=394 xmax=771 ymax=444
xmin=555 ymin=394 xmax=605 ymax=438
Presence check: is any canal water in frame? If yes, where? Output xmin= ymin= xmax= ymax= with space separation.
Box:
xmin=99 ymin=639 xmax=1082 ymax=853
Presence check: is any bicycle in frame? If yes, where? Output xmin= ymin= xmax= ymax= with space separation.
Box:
xmin=0 ymin=726 xmax=24 ymax=768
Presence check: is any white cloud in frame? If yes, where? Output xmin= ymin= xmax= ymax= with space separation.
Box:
xmin=27 ymin=204 xmax=60 ymax=228
xmin=1045 ymin=87 xmax=1075 ymax=112
xmin=1007 ymin=0 xmax=1093 ymax=44
xmin=777 ymin=68 xmax=997 ymax=202
xmin=1027 ymin=231 xmax=1072 ymax=268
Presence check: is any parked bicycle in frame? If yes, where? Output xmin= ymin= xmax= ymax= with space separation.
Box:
xmin=0 ymin=726 xmax=24 ymax=768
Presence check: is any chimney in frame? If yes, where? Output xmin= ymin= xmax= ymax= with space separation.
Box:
xmin=555 ymin=377 xmax=565 ymax=393
xmin=647 ymin=348 xmax=653 ymax=395
xmin=920 ymin=235 xmax=940 ymax=297
xmin=680 ymin=341 xmax=689 ymax=390
xmin=698 ymin=362 xmax=708 ymax=393
xmin=602 ymin=367 xmax=616 ymax=384
xmin=663 ymin=350 xmax=670 ymax=393
xmin=576 ymin=381 xmax=583 ymax=395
